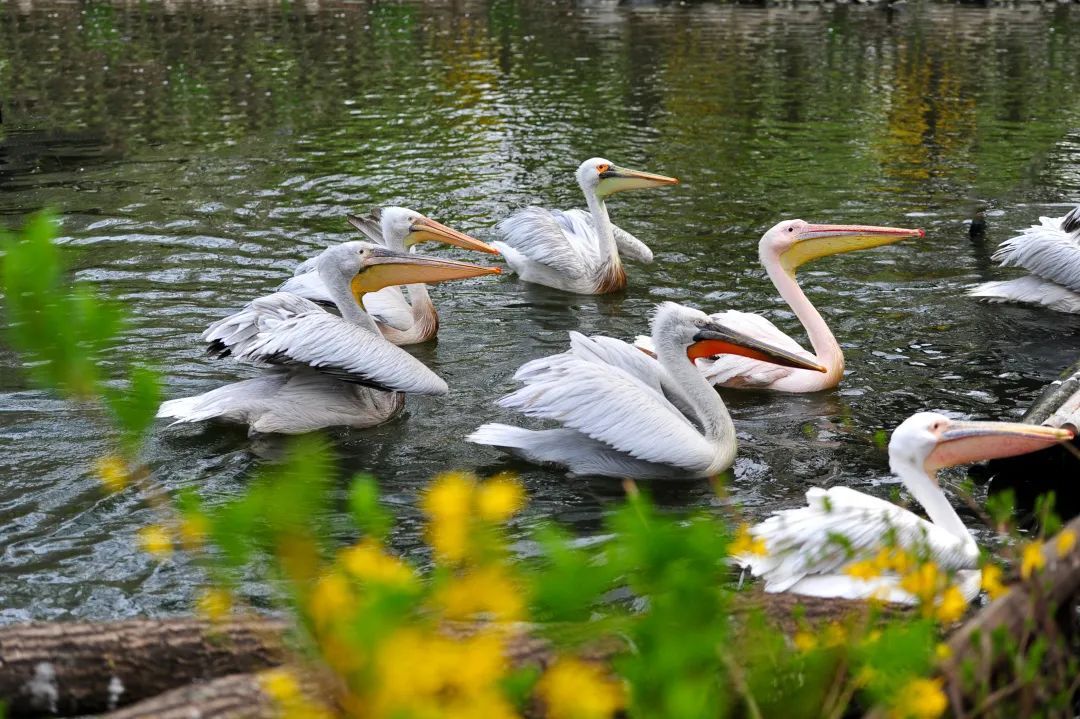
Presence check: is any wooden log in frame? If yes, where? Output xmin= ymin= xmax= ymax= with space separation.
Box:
xmin=0 ymin=615 xmax=289 ymax=717
xmin=98 ymin=671 xmax=281 ymax=719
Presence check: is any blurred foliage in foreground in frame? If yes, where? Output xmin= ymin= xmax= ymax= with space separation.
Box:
xmin=3 ymin=212 xmax=1076 ymax=718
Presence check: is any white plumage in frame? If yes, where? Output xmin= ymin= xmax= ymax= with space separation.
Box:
xmin=969 ymin=206 xmax=1080 ymax=313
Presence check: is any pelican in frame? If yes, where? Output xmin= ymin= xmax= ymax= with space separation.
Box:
xmin=969 ymin=206 xmax=1080 ymax=313
xmin=466 ymin=302 xmax=826 ymax=479
xmin=278 ymin=207 xmax=500 ymax=344
xmin=158 ymin=242 xmax=499 ymax=434
xmin=635 ymin=220 xmax=924 ymax=392
xmin=737 ymin=412 xmax=1072 ymax=603
xmin=493 ymin=157 xmax=678 ymax=294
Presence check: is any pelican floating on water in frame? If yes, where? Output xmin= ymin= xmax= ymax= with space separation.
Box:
xmin=493 ymin=158 xmax=678 ymax=294
xmin=467 ymin=302 xmax=826 ymax=479
xmin=279 ymin=207 xmax=499 ymax=344
xmin=158 ymin=242 xmax=499 ymax=434
xmin=635 ymin=220 xmax=924 ymax=392
xmin=969 ymin=206 xmax=1080 ymax=313
xmin=737 ymin=412 xmax=1072 ymax=603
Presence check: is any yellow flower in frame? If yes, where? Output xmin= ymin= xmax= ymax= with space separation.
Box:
xmin=889 ymin=677 xmax=948 ymax=719
xmin=197 ymin=588 xmax=232 ymax=622
xmin=179 ymin=514 xmax=209 ymax=550
xmin=823 ymin=622 xmax=847 ymax=647
xmin=730 ymin=524 xmax=767 ymax=557
xmin=874 ymin=546 xmax=914 ymax=575
xmin=793 ymin=631 xmax=817 ymax=652
xmin=980 ymin=563 xmax=1007 ymax=600
xmin=137 ymin=525 xmax=173 ymax=557
xmin=1020 ymin=540 xmax=1046 ymax=580
xmin=260 ymin=668 xmax=301 ymax=703
xmin=934 ymin=643 xmax=952 ymax=662
xmin=437 ymin=567 xmax=525 ymax=622
xmin=844 ymin=558 xmax=881 ymax=581
xmin=307 ymin=573 xmax=354 ymax=629
xmin=423 ymin=472 xmax=476 ymax=521
xmin=1055 ymin=529 xmax=1076 ymax=558
xmin=934 ymin=585 xmax=966 ymax=624
xmin=338 ymin=539 xmax=415 ymax=589
xmin=900 ymin=561 xmax=940 ymax=606
xmin=477 ymin=475 xmax=526 ymax=523
xmin=95 ymin=455 xmax=130 ymax=493
xmin=537 ymin=656 xmax=624 ymax=719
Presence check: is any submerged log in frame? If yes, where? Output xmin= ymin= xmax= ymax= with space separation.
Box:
xmin=0 ymin=615 xmax=289 ymax=717
xmin=99 ymin=671 xmax=282 ymax=719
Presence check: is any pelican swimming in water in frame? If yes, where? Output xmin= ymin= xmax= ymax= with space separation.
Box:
xmin=158 ymin=242 xmax=500 ymax=434
xmin=969 ymin=206 xmax=1080 ymax=313
xmin=635 ymin=220 xmax=924 ymax=392
xmin=466 ymin=302 xmax=826 ymax=479
xmin=278 ymin=207 xmax=500 ymax=344
xmin=493 ymin=157 xmax=678 ymax=294
xmin=737 ymin=412 xmax=1072 ymax=603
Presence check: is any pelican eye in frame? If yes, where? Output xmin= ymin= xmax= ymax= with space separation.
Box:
xmin=597 ymin=163 xmax=610 ymax=174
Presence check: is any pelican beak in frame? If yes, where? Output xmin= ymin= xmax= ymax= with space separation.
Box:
xmin=405 ymin=216 xmax=501 ymax=255
xmin=926 ymin=421 xmax=1074 ymax=472
xmin=597 ymin=165 xmax=679 ymax=197
xmin=688 ymin=321 xmax=827 ymax=372
xmin=781 ymin=223 xmax=924 ymax=273
xmin=351 ymin=246 xmax=500 ymax=300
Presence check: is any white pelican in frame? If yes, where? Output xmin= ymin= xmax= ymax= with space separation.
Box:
xmin=278 ymin=207 xmax=500 ymax=344
xmin=158 ymin=242 xmax=499 ymax=434
xmin=466 ymin=302 xmax=826 ymax=479
xmin=493 ymin=157 xmax=678 ymax=294
xmin=635 ymin=220 xmax=924 ymax=392
xmin=737 ymin=412 xmax=1072 ymax=603
xmin=969 ymin=206 xmax=1080 ymax=313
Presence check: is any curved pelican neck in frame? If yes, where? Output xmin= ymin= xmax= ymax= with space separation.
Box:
xmin=892 ymin=459 xmax=976 ymax=547
xmin=761 ymin=246 xmax=843 ymax=387
xmin=653 ymin=328 xmax=736 ymax=468
xmin=583 ymin=186 xmax=620 ymax=267
xmin=323 ymin=269 xmax=380 ymax=334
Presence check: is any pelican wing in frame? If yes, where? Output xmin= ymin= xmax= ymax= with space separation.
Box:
xmin=989 ymin=210 xmax=1080 ymax=293
xmin=278 ymin=271 xmax=333 ymax=306
xmin=497 ymin=335 xmax=715 ymax=471
xmin=968 ymin=275 xmax=1080 ymax=314
xmin=362 ymin=287 xmax=416 ymax=332
xmin=496 ymin=207 xmax=593 ymax=278
xmin=738 ymin=487 xmax=977 ymax=594
xmin=203 ymin=292 xmax=447 ymax=395
xmin=558 ymin=209 xmax=654 ymax=263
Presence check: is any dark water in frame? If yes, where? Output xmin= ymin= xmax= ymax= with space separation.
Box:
xmin=3 ymin=0 xmax=1080 ymax=622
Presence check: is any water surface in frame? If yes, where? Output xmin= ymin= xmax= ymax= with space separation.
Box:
xmin=3 ymin=0 xmax=1080 ymax=621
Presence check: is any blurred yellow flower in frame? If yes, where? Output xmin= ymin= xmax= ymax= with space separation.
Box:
xmin=1020 ymin=540 xmax=1045 ymax=580
xmin=793 ymin=631 xmax=817 ymax=652
xmin=934 ymin=585 xmax=966 ymax=624
xmin=980 ymin=563 xmax=1007 ymax=600
xmin=889 ymin=677 xmax=947 ymax=719
xmin=260 ymin=668 xmax=301 ymax=703
xmin=308 ymin=572 xmax=354 ymax=629
xmin=196 ymin=587 xmax=232 ymax=622
xmin=537 ymin=656 xmax=624 ymax=719
xmin=874 ymin=546 xmax=914 ymax=575
xmin=823 ymin=622 xmax=847 ymax=647
xmin=137 ymin=525 xmax=173 ymax=557
xmin=730 ymin=524 xmax=767 ymax=557
xmin=95 ymin=455 xmax=129 ymax=493
xmin=477 ymin=475 xmax=526 ymax=523
xmin=339 ymin=539 xmax=415 ymax=589
xmin=934 ymin=643 xmax=952 ymax=662
xmin=179 ymin=514 xmax=209 ymax=550
xmin=437 ymin=567 xmax=525 ymax=622
xmin=1055 ymin=529 xmax=1076 ymax=558
xmin=900 ymin=561 xmax=939 ymax=606
xmin=423 ymin=472 xmax=476 ymax=521
xmin=844 ymin=558 xmax=881 ymax=581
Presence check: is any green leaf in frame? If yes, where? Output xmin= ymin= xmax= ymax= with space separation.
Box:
xmin=348 ymin=474 xmax=391 ymax=541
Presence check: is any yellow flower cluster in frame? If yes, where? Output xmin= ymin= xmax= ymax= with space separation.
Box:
xmin=1020 ymin=540 xmax=1045 ymax=580
xmin=95 ymin=455 xmax=130 ymax=493
xmin=197 ymin=587 xmax=232 ymax=622
xmin=980 ymin=563 xmax=1007 ymax=600
xmin=537 ymin=656 xmax=625 ymax=719
xmin=889 ymin=677 xmax=948 ymax=719
xmin=259 ymin=668 xmax=334 ymax=719
xmin=730 ymin=523 xmax=767 ymax=557
xmin=1056 ymin=529 xmax=1077 ymax=558
xmin=371 ymin=628 xmax=518 ymax=719
xmin=339 ymin=539 xmax=416 ymax=590
xmin=423 ymin=472 xmax=526 ymax=564
xmin=840 ymin=546 xmax=968 ymax=624
xmin=137 ymin=525 xmax=173 ymax=557
xmin=436 ymin=566 xmax=524 ymax=622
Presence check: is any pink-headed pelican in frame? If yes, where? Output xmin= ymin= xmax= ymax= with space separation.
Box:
xmin=636 ymin=220 xmax=924 ymax=392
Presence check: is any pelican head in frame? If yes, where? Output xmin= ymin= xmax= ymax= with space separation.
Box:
xmin=314 ymin=241 xmax=499 ymax=303
xmin=889 ymin=411 xmax=1074 ymax=476
xmin=348 ymin=207 xmax=499 ymax=254
xmin=650 ymin=303 xmax=826 ymax=372
xmin=576 ymin=157 xmax=679 ymax=199
xmin=760 ymin=219 xmax=925 ymax=275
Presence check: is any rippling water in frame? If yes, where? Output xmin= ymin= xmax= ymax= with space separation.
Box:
xmin=3 ymin=0 xmax=1080 ymax=622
